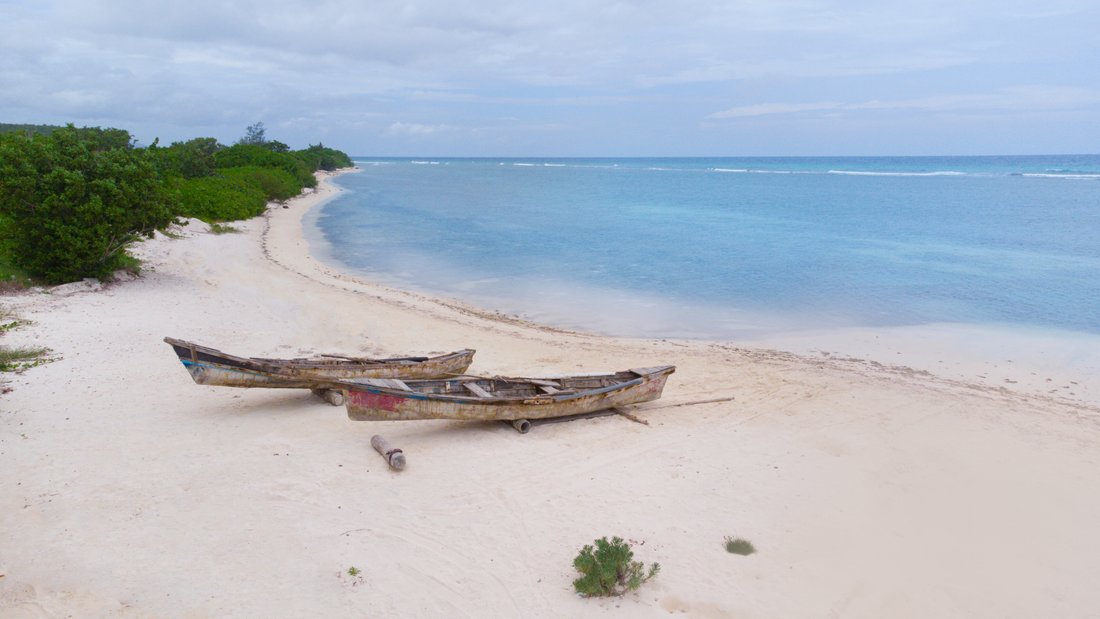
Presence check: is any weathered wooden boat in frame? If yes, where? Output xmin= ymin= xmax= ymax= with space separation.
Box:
xmin=164 ymin=337 xmax=475 ymax=389
xmin=341 ymin=366 xmax=675 ymax=425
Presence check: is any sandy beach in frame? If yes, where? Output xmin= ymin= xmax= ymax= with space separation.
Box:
xmin=3 ymin=170 xmax=1100 ymax=618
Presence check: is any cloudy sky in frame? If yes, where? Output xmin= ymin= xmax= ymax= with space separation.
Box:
xmin=3 ymin=0 xmax=1098 ymax=156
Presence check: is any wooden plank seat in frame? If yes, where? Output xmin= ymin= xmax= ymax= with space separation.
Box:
xmin=372 ymin=378 xmax=411 ymax=391
xmin=464 ymin=382 xmax=493 ymax=398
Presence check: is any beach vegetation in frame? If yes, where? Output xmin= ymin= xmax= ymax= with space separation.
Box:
xmin=265 ymin=140 xmax=290 ymax=153
xmin=0 ymin=123 xmax=64 ymax=137
xmin=0 ymin=345 xmax=52 ymax=372
xmin=572 ymin=536 xmax=660 ymax=597
xmin=214 ymin=144 xmax=317 ymax=189
xmin=237 ymin=122 xmax=290 ymax=153
xmin=724 ymin=536 xmax=756 ymax=555
xmin=0 ymin=232 xmax=32 ymax=291
xmin=297 ymin=143 xmax=354 ymax=171
xmin=152 ymin=137 xmax=221 ymax=179
xmin=0 ymin=125 xmax=179 ymax=283
xmin=0 ymin=121 xmax=352 ymax=283
xmin=176 ymin=174 xmax=267 ymax=222
xmin=238 ymin=121 xmax=267 ymax=146
xmin=208 ymin=222 xmax=239 ymax=234
xmin=0 ymin=307 xmax=52 ymax=373
xmin=220 ymin=166 xmax=301 ymax=202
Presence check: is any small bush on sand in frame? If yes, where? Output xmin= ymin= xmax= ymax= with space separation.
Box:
xmin=724 ymin=536 xmax=756 ymax=555
xmin=572 ymin=536 xmax=659 ymax=597
xmin=208 ymin=222 xmax=239 ymax=234
xmin=0 ymin=345 xmax=50 ymax=371
xmin=0 ymin=308 xmax=53 ymax=373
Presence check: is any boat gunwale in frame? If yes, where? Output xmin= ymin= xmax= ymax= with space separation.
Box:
xmin=340 ymin=366 xmax=674 ymax=405
xmin=164 ymin=337 xmax=475 ymax=372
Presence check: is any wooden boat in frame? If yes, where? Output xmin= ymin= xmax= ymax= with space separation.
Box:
xmin=341 ymin=365 xmax=675 ymax=424
xmin=164 ymin=337 xmax=475 ymax=389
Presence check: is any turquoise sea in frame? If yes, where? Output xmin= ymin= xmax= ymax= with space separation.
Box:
xmin=311 ymin=156 xmax=1100 ymax=339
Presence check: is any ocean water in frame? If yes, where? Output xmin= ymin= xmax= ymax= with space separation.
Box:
xmin=310 ymin=156 xmax=1100 ymax=339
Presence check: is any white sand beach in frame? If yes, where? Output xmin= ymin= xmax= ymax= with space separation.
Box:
xmin=3 ymin=170 xmax=1100 ymax=618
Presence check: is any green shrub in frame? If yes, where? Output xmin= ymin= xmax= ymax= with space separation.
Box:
xmin=0 ymin=123 xmax=63 ymax=137
xmin=208 ymin=222 xmax=239 ymax=234
xmin=0 ymin=307 xmax=52 ymax=372
xmin=0 ymin=345 xmax=51 ymax=371
xmin=214 ymin=144 xmax=316 ymax=189
xmin=724 ymin=536 xmax=756 ymax=555
xmin=572 ymin=536 xmax=660 ymax=597
xmin=177 ymin=175 xmax=266 ymax=222
xmin=152 ymin=137 xmax=221 ymax=179
xmin=0 ymin=222 xmax=32 ymax=289
xmin=221 ymin=166 xmax=302 ymax=201
xmin=0 ymin=126 xmax=178 ymax=283
xmin=294 ymin=143 xmax=353 ymax=171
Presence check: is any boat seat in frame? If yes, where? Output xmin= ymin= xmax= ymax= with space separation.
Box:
xmin=538 ymin=385 xmax=561 ymax=394
xmin=372 ymin=378 xmax=411 ymax=391
xmin=464 ymin=382 xmax=493 ymax=398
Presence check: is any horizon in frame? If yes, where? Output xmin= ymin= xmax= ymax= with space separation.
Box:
xmin=341 ymin=153 xmax=1100 ymax=159
xmin=4 ymin=122 xmax=1096 ymax=159
xmin=3 ymin=1 xmax=1099 ymax=157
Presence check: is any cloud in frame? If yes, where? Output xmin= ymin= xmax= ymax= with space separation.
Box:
xmin=2 ymin=0 xmax=1098 ymax=153
xmin=708 ymin=86 xmax=1100 ymax=119
xmin=709 ymin=102 xmax=842 ymax=119
xmin=387 ymin=122 xmax=450 ymax=137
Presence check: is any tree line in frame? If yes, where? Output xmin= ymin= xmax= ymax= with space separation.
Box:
xmin=0 ymin=123 xmax=353 ymax=284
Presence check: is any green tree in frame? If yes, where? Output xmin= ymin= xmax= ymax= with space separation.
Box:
xmin=74 ymin=126 xmax=134 ymax=151
xmin=239 ymin=122 xmax=267 ymax=146
xmin=152 ymin=137 xmax=222 ymax=179
xmin=263 ymin=140 xmax=290 ymax=153
xmin=295 ymin=143 xmax=354 ymax=171
xmin=0 ymin=126 xmax=178 ymax=283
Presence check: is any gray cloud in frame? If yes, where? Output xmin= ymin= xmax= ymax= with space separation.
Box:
xmin=2 ymin=0 xmax=1098 ymax=154
xmin=709 ymin=86 xmax=1100 ymax=119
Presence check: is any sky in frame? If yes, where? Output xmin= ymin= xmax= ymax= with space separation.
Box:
xmin=2 ymin=0 xmax=1099 ymax=156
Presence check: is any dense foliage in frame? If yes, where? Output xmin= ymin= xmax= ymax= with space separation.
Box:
xmin=0 ymin=123 xmax=63 ymax=137
xmin=214 ymin=144 xmax=317 ymax=189
xmin=0 ymin=122 xmax=353 ymax=283
xmin=175 ymin=175 xmax=267 ymax=222
xmin=297 ymin=144 xmax=354 ymax=171
xmin=572 ymin=537 xmax=660 ymax=597
xmin=0 ymin=126 xmax=178 ymax=283
xmin=153 ymin=137 xmax=220 ymax=179
xmin=219 ymin=166 xmax=302 ymax=202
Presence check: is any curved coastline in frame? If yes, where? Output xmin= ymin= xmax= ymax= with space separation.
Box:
xmin=283 ymin=169 xmax=1100 ymax=411
xmin=2 ymin=169 xmax=1099 ymax=616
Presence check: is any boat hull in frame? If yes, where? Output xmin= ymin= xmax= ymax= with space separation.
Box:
xmin=165 ymin=338 xmax=475 ymax=389
xmin=344 ymin=367 xmax=674 ymax=422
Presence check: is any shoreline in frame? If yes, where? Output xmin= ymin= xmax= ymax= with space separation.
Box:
xmin=2 ymin=171 xmax=1099 ymax=617
xmin=294 ymin=170 xmax=1100 ymax=410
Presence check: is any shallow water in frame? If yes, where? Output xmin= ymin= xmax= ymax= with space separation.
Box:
xmin=312 ymin=156 xmax=1100 ymax=339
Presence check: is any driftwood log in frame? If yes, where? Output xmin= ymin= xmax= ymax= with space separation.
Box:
xmin=371 ymin=435 xmax=406 ymax=470
xmin=311 ymin=387 xmax=345 ymax=406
